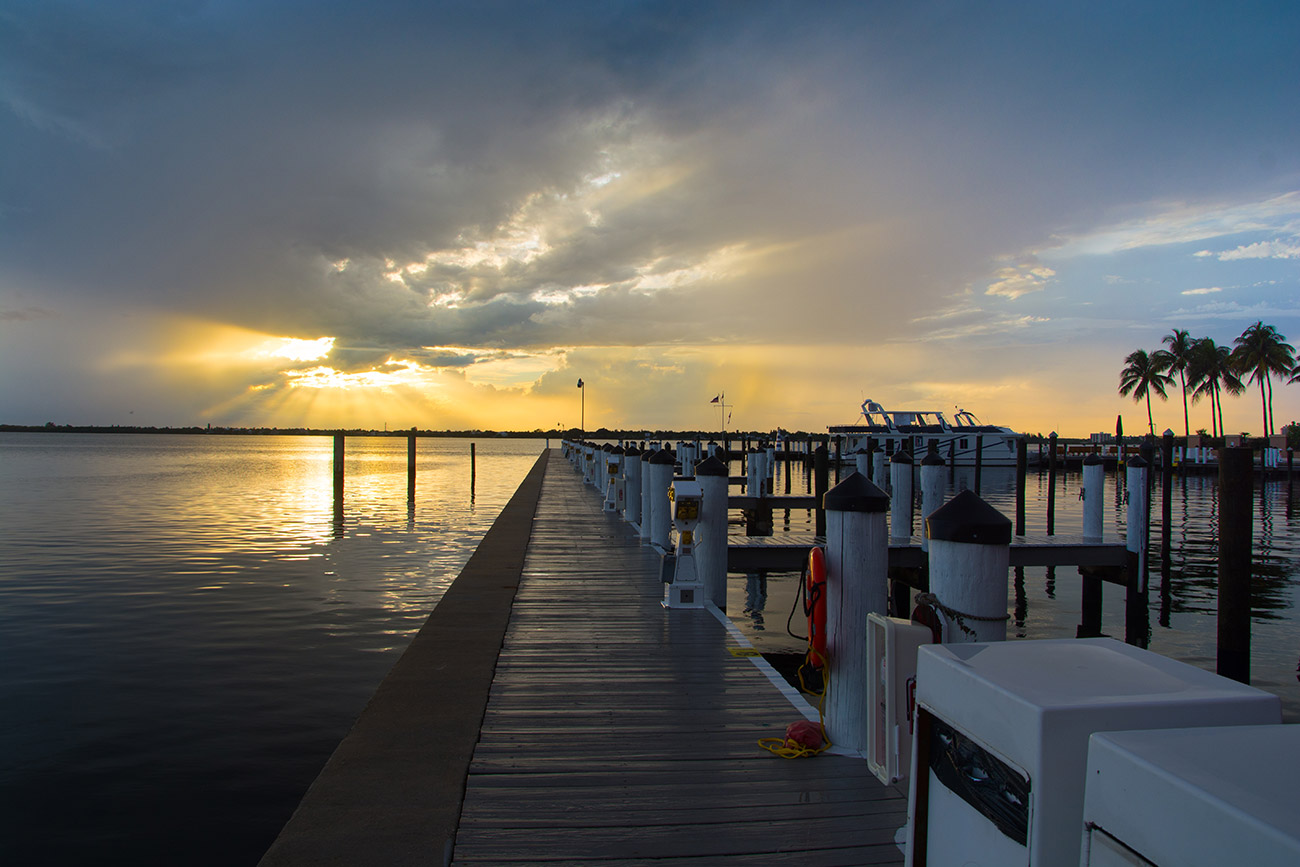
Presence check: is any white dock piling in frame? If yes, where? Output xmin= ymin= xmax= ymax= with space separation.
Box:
xmin=889 ymin=448 xmax=914 ymax=542
xmin=1126 ymin=454 xmax=1150 ymax=593
xmin=919 ymin=444 xmax=946 ymax=553
xmin=1082 ymin=452 xmax=1104 ymax=541
xmin=694 ymin=455 xmax=729 ymax=608
xmin=924 ymin=490 xmax=1013 ymax=643
xmin=823 ymin=472 xmax=890 ymax=754
xmin=646 ymin=448 xmax=676 ymax=550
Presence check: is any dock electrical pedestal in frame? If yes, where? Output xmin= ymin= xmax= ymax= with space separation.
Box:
xmin=904 ymin=637 xmax=1281 ymax=866
xmin=663 ymin=478 xmax=705 ymax=609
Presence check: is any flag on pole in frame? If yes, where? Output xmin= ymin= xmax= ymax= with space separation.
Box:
xmin=577 ymin=378 xmax=584 ymax=388
xmin=710 ymin=394 xmax=720 ymax=403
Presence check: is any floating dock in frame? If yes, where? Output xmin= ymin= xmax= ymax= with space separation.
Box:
xmin=261 ymin=449 xmax=907 ymax=866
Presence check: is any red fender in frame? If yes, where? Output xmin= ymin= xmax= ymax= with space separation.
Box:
xmin=806 ymin=546 xmax=828 ymax=667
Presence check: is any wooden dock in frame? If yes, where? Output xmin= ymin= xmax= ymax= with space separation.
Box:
xmin=452 ymin=452 xmax=907 ymax=865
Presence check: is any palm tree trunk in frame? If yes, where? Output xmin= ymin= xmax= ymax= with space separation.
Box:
xmin=1259 ymin=380 xmax=1268 ymax=437
xmin=1265 ymin=375 xmax=1274 ymax=436
xmin=1180 ymin=372 xmax=1189 ymax=437
xmin=1146 ymin=391 xmax=1154 ymax=435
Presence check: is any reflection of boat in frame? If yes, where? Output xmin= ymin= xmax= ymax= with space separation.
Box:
xmin=828 ymin=399 xmax=1025 ymax=467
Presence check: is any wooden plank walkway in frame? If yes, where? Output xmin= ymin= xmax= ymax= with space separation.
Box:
xmin=452 ymin=452 xmax=908 ymax=865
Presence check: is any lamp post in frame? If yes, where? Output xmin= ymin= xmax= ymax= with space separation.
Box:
xmin=577 ymin=378 xmax=585 ymax=436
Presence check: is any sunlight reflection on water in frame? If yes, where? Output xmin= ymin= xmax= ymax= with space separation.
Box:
xmin=0 ymin=433 xmax=546 ymax=865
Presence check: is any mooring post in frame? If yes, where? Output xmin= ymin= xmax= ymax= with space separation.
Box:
xmin=920 ymin=442 xmax=946 ymax=553
xmin=1015 ymin=438 xmax=1027 ymax=536
xmin=1161 ymin=429 xmax=1174 ymax=569
xmin=854 ymin=448 xmax=870 ymax=478
xmin=639 ymin=449 xmax=655 ymax=541
xmin=333 ymin=432 xmax=345 ymax=499
xmin=694 ymin=455 xmax=729 ymax=609
xmin=1217 ymin=447 xmax=1254 ymax=683
xmin=923 ymin=489 xmax=1012 ymax=643
xmin=889 ymin=447 xmax=914 ymax=542
xmin=622 ymin=446 xmax=642 ymax=526
xmin=604 ymin=446 xmax=623 ymax=512
xmin=973 ymin=433 xmax=984 ymax=495
xmin=1082 ymin=452 xmax=1105 ymax=540
xmin=1125 ymin=454 xmax=1150 ymax=646
xmin=871 ymin=440 xmax=888 ymax=491
xmin=646 ymin=448 xmax=676 ymax=550
xmin=1047 ymin=432 xmax=1058 ymax=535
xmin=823 ymin=472 xmax=889 ymax=753
xmin=813 ymin=445 xmax=829 ymax=537
xmin=407 ymin=430 xmax=416 ymax=501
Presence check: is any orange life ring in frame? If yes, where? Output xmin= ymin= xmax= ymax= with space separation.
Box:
xmin=805 ymin=546 xmax=828 ymax=667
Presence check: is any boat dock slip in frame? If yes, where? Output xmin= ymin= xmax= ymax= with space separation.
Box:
xmin=262 ymin=449 xmax=907 ymax=866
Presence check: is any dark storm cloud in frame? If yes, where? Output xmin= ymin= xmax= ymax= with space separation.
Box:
xmin=3 ymin=0 xmax=1299 ymax=360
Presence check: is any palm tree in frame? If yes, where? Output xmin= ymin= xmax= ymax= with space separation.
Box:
xmin=1119 ymin=349 xmax=1175 ymax=435
xmin=1187 ymin=337 xmax=1243 ymax=438
xmin=1230 ymin=322 xmax=1295 ymax=437
xmin=1162 ymin=329 xmax=1196 ymax=437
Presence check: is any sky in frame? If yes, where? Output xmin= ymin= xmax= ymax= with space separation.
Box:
xmin=3 ymin=1 xmax=1299 ymax=437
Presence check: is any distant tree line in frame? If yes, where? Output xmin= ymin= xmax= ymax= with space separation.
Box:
xmin=1119 ymin=322 xmax=1298 ymax=438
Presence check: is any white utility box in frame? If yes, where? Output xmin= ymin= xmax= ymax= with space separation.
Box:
xmin=867 ymin=614 xmax=933 ymax=785
xmin=905 ymin=638 xmax=1281 ymax=866
xmin=1082 ymin=724 xmax=1300 ymax=867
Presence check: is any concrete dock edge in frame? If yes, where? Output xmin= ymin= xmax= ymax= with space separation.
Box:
xmin=258 ymin=448 xmax=552 ymax=867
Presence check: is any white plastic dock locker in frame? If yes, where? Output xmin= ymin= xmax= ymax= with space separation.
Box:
xmin=866 ymin=614 xmax=933 ymax=785
xmin=904 ymin=638 xmax=1281 ymax=867
xmin=1082 ymin=725 xmax=1300 ymax=867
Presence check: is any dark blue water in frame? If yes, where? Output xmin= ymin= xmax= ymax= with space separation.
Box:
xmin=0 ymin=434 xmax=546 ymax=865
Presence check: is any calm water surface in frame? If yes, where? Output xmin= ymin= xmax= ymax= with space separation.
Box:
xmin=0 ymin=433 xmax=546 ymax=865
xmin=725 ymin=457 xmax=1300 ymax=722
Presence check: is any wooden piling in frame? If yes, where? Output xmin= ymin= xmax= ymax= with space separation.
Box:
xmin=1047 ymin=432 xmax=1058 ymax=535
xmin=406 ymin=431 xmax=416 ymax=501
xmin=973 ymin=433 xmax=984 ymax=495
xmin=1015 ymin=438 xmax=1027 ymax=536
xmin=813 ymin=445 xmax=829 ymax=537
xmin=333 ymin=433 xmax=345 ymax=496
xmin=1217 ymin=447 xmax=1254 ymax=683
xmin=1161 ymin=430 xmax=1174 ymax=569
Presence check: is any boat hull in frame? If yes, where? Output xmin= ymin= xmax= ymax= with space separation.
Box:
xmin=827 ymin=427 xmax=1022 ymax=467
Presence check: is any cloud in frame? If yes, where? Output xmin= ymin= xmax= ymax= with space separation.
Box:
xmin=985 ymin=261 xmax=1056 ymax=299
xmin=1214 ymin=239 xmax=1300 ymax=260
xmin=1181 ymin=287 xmax=1223 ymax=295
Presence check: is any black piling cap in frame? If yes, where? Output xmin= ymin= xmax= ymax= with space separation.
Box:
xmin=1083 ymin=452 xmax=1101 ymax=466
xmin=611 ymin=445 xmax=624 ymax=455
xmin=823 ymin=471 xmax=889 ymax=513
xmin=694 ymin=455 xmax=728 ymax=476
xmin=890 ymin=447 xmax=913 ymax=465
xmin=1127 ymin=454 xmax=1148 ymax=468
xmin=623 ymin=445 xmax=640 ymax=457
xmin=926 ymin=489 xmax=1012 ymax=545
xmin=922 ymin=441 xmax=945 ymax=466
xmin=649 ymin=448 xmax=676 ymax=465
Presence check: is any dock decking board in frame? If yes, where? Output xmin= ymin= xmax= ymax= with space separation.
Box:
xmin=451 ymin=452 xmax=907 ymax=866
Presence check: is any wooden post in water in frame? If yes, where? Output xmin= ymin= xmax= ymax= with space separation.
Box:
xmin=1047 ymin=432 xmax=1058 ymax=535
xmin=1015 ymin=438 xmax=1027 ymax=536
xmin=1079 ymin=453 xmax=1106 ymax=638
xmin=1161 ymin=429 xmax=1174 ymax=570
xmin=1125 ymin=455 xmax=1150 ymax=647
xmin=470 ymin=442 xmax=476 ymax=488
xmin=1217 ymin=447 xmax=1253 ymax=683
xmin=813 ymin=445 xmax=829 ymax=537
xmin=407 ymin=430 xmax=417 ymax=502
xmin=333 ymin=433 xmax=345 ymax=498
xmin=823 ymin=472 xmax=889 ymax=753
xmin=973 ymin=434 xmax=984 ymax=495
